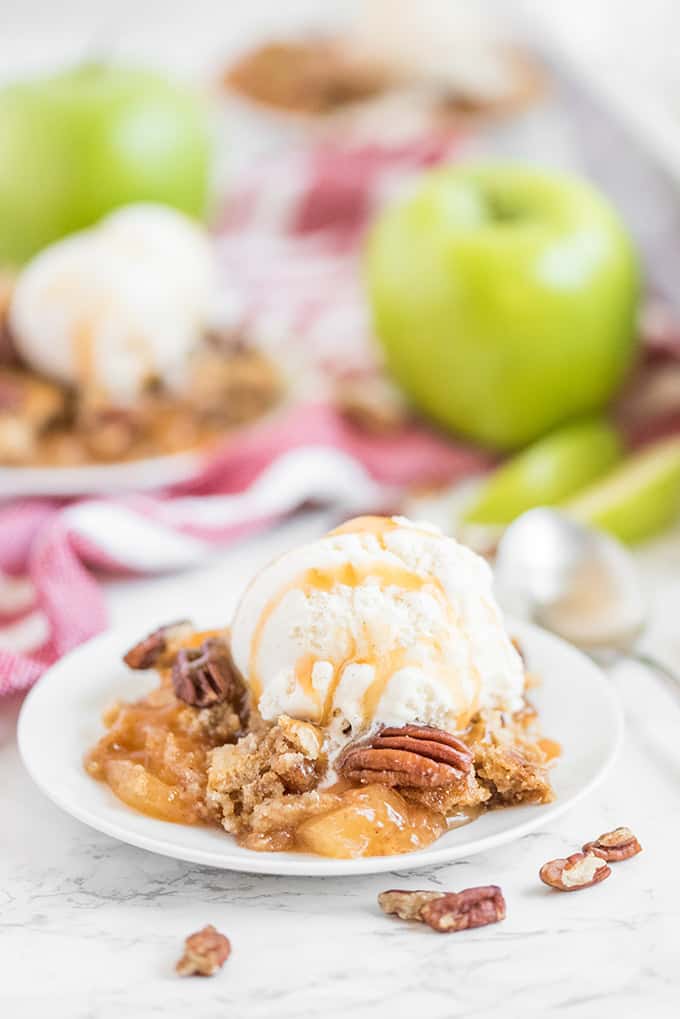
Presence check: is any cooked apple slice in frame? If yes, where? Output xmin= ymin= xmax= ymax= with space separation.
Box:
xmin=296 ymin=784 xmax=444 ymax=859
xmin=104 ymin=759 xmax=197 ymax=824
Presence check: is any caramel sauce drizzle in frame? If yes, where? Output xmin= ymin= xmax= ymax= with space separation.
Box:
xmin=60 ymin=280 xmax=156 ymax=398
xmin=537 ymin=737 xmax=562 ymax=762
xmin=247 ymin=517 xmax=481 ymax=729
xmin=328 ymin=515 xmax=399 ymax=539
xmin=73 ymin=319 xmax=96 ymax=389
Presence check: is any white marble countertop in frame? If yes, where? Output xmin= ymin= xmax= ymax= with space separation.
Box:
xmin=2 ymin=512 xmax=680 ymax=1019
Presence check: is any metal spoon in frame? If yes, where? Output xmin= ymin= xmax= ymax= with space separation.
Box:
xmin=494 ymin=507 xmax=680 ymax=696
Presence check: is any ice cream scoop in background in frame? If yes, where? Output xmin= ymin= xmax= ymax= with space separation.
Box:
xmin=230 ymin=515 xmax=524 ymax=760
xmin=9 ymin=203 xmax=216 ymax=405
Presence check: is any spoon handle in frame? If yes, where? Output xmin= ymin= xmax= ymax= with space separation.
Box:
xmin=628 ymin=650 xmax=680 ymax=700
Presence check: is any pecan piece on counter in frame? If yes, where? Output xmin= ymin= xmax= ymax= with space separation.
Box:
xmin=176 ymin=925 xmax=231 ymax=977
xmin=582 ymin=827 xmax=642 ymax=862
xmin=378 ymin=886 xmax=506 ymax=933
xmin=337 ymin=724 xmax=472 ymax=789
xmin=123 ymin=620 xmax=192 ymax=670
xmin=172 ymin=638 xmax=242 ymax=709
xmin=539 ymin=852 xmax=611 ymax=892
xmin=421 ymin=886 xmax=506 ymax=933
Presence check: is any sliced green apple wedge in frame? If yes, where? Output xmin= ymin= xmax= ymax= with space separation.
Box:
xmin=462 ymin=417 xmax=622 ymax=525
xmin=567 ymin=437 xmax=680 ymax=543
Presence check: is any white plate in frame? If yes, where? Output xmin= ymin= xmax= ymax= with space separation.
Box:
xmin=0 ymin=399 xmax=292 ymax=497
xmin=0 ymin=449 xmax=206 ymax=497
xmin=18 ymin=618 xmax=623 ymax=876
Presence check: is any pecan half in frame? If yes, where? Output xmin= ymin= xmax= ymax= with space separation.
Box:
xmin=582 ymin=827 xmax=642 ymax=862
xmin=540 ymin=852 xmax=611 ymax=892
xmin=172 ymin=638 xmax=243 ymax=709
xmin=421 ymin=886 xmax=506 ymax=933
xmin=123 ymin=620 xmax=192 ymax=670
xmin=176 ymin=925 xmax=231 ymax=977
xmin=337 ymin=724 xmax=472 ymax=789
xmin=378 ymin=886 xmax=505 ymax=933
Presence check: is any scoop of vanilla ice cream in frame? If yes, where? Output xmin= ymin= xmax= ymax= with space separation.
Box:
xmin=9 ymin=203 xmax=215 ymax=403
xmin=231 ymin=516 xmax=524 ymax=755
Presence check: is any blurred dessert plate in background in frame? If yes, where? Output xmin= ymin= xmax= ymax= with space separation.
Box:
xmin=221 ymin=0 xmax=544 ymax=146
xmin=0 ymin=204 xmax=283 ymax=495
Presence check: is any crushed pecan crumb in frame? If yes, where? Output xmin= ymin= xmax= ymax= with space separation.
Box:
xmin=582 ymin=827 xmax=642 ymax=862
xmin=176 ymin=924 xmax=231 ymax=977
xmin=540 ymin=852 xmax=611 ymax=892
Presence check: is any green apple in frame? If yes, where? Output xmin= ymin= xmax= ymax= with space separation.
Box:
xmin=366 ymin=165 xmax=640 ymax=450
xmin=567 ymin=437 xmax=680 ymax=543
xmin=463 ymin=416 xmax=622 ymax=525
xmin=0 ymin=64 xmax=211 ymax=265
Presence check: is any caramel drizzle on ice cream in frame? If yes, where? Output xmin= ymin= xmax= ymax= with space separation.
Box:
xmin=247 ymin=517 xmax=482 ymax=730
xmin=329 ymin=515 xmax=399 ymax=539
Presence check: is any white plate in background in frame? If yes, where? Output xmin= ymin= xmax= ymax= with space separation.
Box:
xmin=0 ymin=397 xmax=294 ymax=497
xmin=0 ymin=449 xmax=207 ymax=498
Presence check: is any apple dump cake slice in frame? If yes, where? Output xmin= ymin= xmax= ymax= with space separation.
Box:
xmin=86 ymin=516 xmax=555 ymax=859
